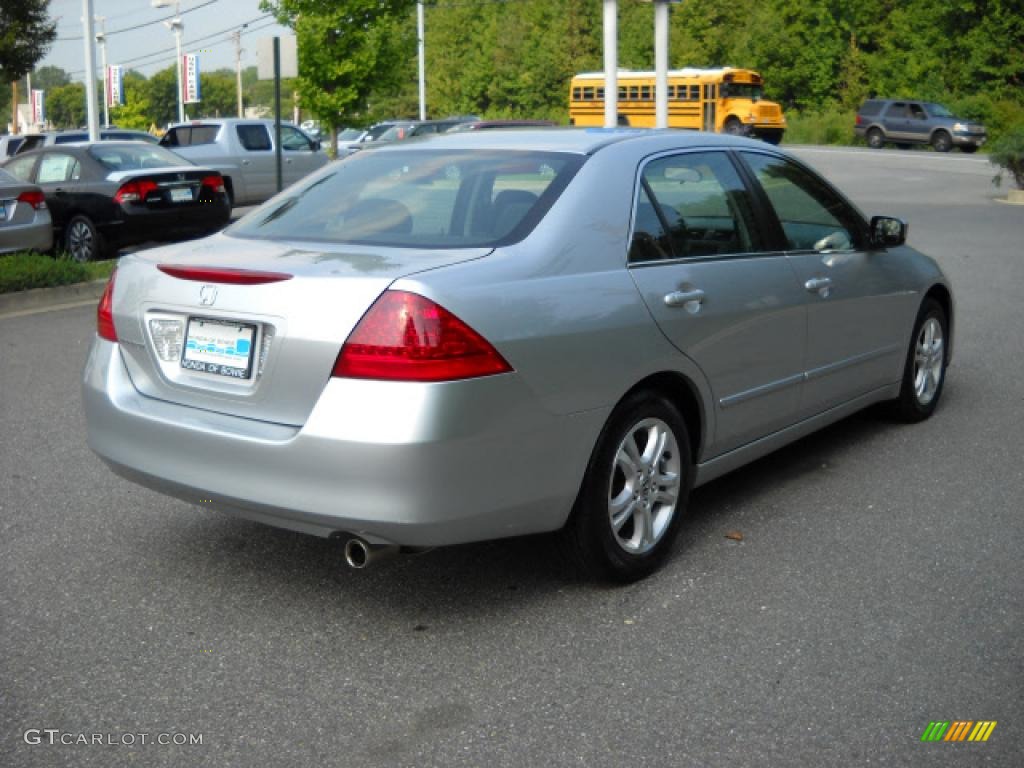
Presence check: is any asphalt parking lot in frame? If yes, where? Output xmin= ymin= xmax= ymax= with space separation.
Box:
xmin=2 ymin=146 xmax=1022 ymax=767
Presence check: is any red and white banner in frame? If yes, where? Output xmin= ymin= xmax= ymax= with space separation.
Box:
xmin=106 ymin=66 xmax=124 ymax=108
xmin=181 ymin=54 xmax=201 ymax=104
xmin=30 ymin=90 xmax=45 ymax=124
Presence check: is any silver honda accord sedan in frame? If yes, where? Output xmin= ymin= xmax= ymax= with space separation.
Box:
xmin=83 ymin=129 xmax=953 ymax=581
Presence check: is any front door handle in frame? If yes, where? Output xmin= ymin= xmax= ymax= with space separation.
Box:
xmin=805 ymin=277 xmax=833 ymax=296
xmin=664 ymin=288 xmax=705 ymax=308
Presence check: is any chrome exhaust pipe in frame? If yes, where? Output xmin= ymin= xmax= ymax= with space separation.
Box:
xmin=343 ymin=537 xmax=399 ymax=569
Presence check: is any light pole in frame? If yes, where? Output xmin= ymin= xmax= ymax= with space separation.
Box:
xmin=602 ymin=0 xmax=618 ymax=128
xmin=81 ymin=0 xmax=100 ymax=140
xmin=153 ymin=0 xmax=184 ymax=124
xmin=95 ymin=17 xmax=108 ymax=128
xmin=232 ymin=27 xmax=246 ymax=118
xmin=417 ymin=1 xmax=426 ymax=120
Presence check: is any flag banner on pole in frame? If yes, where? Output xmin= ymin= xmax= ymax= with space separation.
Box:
xmin=107 ymin=66 xmax=124 ymax=107
xmin=31 ymin=90 xmax=45 ymax=124
xmin=182 ymin=54 xmax=201 ymax=104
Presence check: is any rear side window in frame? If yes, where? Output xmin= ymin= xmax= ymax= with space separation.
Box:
xmin=161 ymin=125 xmax=219 ymax=147
xmin=885 ymin=102 xmax=907 ymax=118
xmin=3 ymin=137 xmax=24 ymax=157
xmin=4 ymin=155 xmax=35 ymax=181
xmin=631 ymin=151 xmax=759 ymax=262
xmin=858 ymin=100 xmax=883 ymax=117
xmin=236 ymin=124 xmax=272 ymax=151
xmin=741 ymin=152 xmax=863 ymax=252
xmin=227 ymin=149 xmax=584 ymax=248
xmin=37 ymin=154 xmax=81 ymax=183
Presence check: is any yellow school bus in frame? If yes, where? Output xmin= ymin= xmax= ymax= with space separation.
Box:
xmin=569 ymin=67 xmax=786 ymax=144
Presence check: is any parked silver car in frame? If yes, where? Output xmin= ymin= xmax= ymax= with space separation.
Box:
xmin=159 ymin=119 xmax=328 ymax=207
xmin=83 ymin=130 xmax=953 ymax=581
xmin=0 ymin=167 xmax=53 ymax=253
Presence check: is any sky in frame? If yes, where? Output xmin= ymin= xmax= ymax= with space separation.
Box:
xmin=41 ymin=0 xmax=294 ymax=82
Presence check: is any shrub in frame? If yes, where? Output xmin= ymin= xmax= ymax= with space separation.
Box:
xmin=782 ymin=107 xmax=857 ymax=146
xmin=989 ymin=127 xmax=1024 ymax=190
xmin=0 ymin=252 xmax=112 ymax=294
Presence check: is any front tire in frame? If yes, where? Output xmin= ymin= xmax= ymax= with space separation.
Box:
xmin=867 ymin=128 xmax=885 ymax=149
xmin=931 ymin=131 xmax=952 ymax=153
xmin=892 ymin=298 xmax=948 ymax=423
xmin=65 ymin=215 xmax=104 ymax=262
xmin=559 ymin=392 xmax=692 ymax=582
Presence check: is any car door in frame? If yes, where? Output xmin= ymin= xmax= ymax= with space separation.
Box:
xmin=627 ymin=150 xmax=808 ymax=457
xmin=906 ymin=103 xmax=929 ymax=142
xmin=882 ymin=102 xmax=909 ymax=140
xmin=279 ymin=125 xmax=320 ymax=186
xmin=739 ymin=150 xmax=910 ymax=418
xmin=234 ymin=123 xmax=276 ymax=202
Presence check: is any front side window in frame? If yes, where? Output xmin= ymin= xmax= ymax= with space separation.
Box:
xmin=280 ymin=125 xmax=312 ymax=151
xmin=227 ymin=149 xmax=584 ymax=248
xmin=630 ymin=151 xmax=759 ymax=262
xmin=236 ymin=124 xmax=272 ymax=151
xmin=4 ymin=155 xmax=36 ymax=182
xmin=741 ymin=152 xmax=863 ymax=252
xmin=36 ymin=154 xmax=81 ymax=183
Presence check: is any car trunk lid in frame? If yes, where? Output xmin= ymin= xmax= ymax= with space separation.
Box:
xmin=112 ymin=233 xmax=492 ymax=425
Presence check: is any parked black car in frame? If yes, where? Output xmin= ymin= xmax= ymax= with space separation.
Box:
xmin=1 ymin=142 xmax=230 ymax=261
xmin=855 ymin=99 xmax=987 ymax=153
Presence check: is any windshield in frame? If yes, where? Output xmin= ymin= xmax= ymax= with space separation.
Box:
xmin=89 ymin=144 xmax=193 ymax=171
xmin=377 ymin=125 xmax=416 ymax=142
xmin=721 ymin=83 xmax=764 ymax=101
xmin=338 ymin=128 xmax=363 ymax=141
xmin=227 ymin=149 xmax=584 ymax=248
xmin=926 ymin=103 xmax=954 ymax=118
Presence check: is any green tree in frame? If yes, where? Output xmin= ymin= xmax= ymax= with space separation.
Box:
xmin=261 ymin=0 xmax=416 ymax=147
xmin=2 ymin=0 xmax=57 ymax=130
xmin=47 ymin=82 xmax=86 ymax=128
xmin=110 ymin=71 xmax=152 ymax=131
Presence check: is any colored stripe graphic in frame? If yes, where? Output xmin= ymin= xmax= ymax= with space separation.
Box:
xmin=968 ymin=721 xmax=997 ymax=742
xmin=921 ymin=721 xmax=997 ymax=742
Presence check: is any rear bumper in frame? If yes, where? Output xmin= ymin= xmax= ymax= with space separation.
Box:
xmin=101 ymin=200 xmax=231 ymax=247
xmin=0 ymin=216 xmax=53 ymax=253
xmin=82 ymin=338 xmax=605 ymax=547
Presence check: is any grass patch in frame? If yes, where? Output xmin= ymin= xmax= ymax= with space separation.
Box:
xmin=0 ymin=251 xmax=115 ymax=294
xmin=783 ymin=108 xmax=859 ymax=146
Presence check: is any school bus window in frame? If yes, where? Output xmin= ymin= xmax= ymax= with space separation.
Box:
xmin=618 ymin=86 xmax=627 ymax=100
xmin=583 ymin=87 xmax=594 ymax=100
xmin=572 ymin=87 xmax=581 ymax=101
xmin=629 ymin=86 xmax=639 ymax=100
xmin=597 ymin=87 xmax=604 ymax=99
xmin=689 ymin=85 xmax=700 ymax=100
xmin=640 ymin=85 xmax=651 ymax=100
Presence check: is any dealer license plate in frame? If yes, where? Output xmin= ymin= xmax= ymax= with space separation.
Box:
xmin=170 ymin=187 xmax=193 ymax=202
xmin=181 ymin=318 xmax=256 ymax=379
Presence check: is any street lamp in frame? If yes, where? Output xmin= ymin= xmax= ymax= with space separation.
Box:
xmin=153 ymin=0 xmax=184 ymax=124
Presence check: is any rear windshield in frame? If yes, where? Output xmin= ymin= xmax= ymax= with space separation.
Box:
xmin=54 ymin=133 xmax=88 ymax=144
xmin=89 ymin=144 xmax=193 ymax=171
xmin=338 ymin=128 xmax=363 ymax=140
xmin=160 ymin=125 xmax=220 ymax=147
xmin=227 ymin=149 xmax=585 ymax=248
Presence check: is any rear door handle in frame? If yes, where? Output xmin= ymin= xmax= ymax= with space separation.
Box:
xmin=663 ymin=288 xmax=705 ymax=308
xmin=805 ymin=277 xmax=833 ymax=296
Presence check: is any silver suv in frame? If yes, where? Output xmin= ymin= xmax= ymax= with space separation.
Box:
xmin=159 ymin=118 xmax=328 ymax=206
xmin=855 ymin=99 xmax=986 ymax=153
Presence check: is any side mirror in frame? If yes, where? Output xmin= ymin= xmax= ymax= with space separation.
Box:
xmin=870 ymin=215 xmax=907 ymax=248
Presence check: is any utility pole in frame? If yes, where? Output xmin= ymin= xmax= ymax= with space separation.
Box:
xmin=11 ymin=82 xmax=18 ymax=134
xmin=417 ymin=1 xmax=426 ymax=120
xmin=653 ymin=1 xmax=668 ymax=128
xmin=96 ymin=16 xmax=109 ymax=128
xmin=82 ymin=0 xmax=100 ymax=140
xmin=603 ymin=0 xmax=618 ymax=128
xmin=233 ymin=28 xmax=244 ymax=118
xmin=155 ymin=1 xmax=184 ymax=123
xmin=25 ymin=72 xmax=32 ymax=128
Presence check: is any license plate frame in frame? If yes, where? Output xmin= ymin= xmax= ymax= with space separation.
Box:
xmin=180 ymin=317 xmax=257 ymax=379
xmin=170 ymin=187 xmax=193 ymax=203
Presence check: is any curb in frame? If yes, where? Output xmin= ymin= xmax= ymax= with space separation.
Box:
xmin=0 ymin=279 xmax=107 ymax=318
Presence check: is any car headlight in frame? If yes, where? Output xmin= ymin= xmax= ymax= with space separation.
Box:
xmin=953 ymin=122 xmax=967 ymax=132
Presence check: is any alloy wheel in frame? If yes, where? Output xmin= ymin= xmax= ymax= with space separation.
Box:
xmin=913 ymin=317 xmax=944 ymax=405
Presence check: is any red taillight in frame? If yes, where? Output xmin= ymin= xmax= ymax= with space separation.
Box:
xmin=855 ymin=115 xmax=862 ymax=126
xmin=17 ymin=190 xmax=46 ymax=209
xmin=333 ymin=290 xmax=513 ymax=382
xmin=114 ymin=179 xmax=158 ymax=204
xmin=201 ymin=174 xmax=226 ymax=194
xmin=157 ymin=264 xmax=293 ymax=284
xmin=97 ymin=269 xmax=117 ymax=342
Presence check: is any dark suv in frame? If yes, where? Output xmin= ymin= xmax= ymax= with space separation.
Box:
xmin=855 ymin=99 xmax=986 ymax=153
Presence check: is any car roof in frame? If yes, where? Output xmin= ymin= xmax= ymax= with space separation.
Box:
xmin=362 ymin=127 xmax=766 ymax=155
xmin=167 ymin=118 xmax=301 ymax=128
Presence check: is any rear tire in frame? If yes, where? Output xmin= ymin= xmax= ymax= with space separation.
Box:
xmin=559 ymin=391 xmax=692 ymax=582
xmin=931 ymin=131 xmax=952 ymax=153
xmin=867 ymin=128 xmax=885 ymax=149
xmin=892 ymin=298 xmax=948 ymax=423
xmin=64 ymin=214 xmax=104 ymax=262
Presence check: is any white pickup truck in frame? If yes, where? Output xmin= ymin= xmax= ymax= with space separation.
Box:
xmin=160 ymin=118 xmax=328 ymax=207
